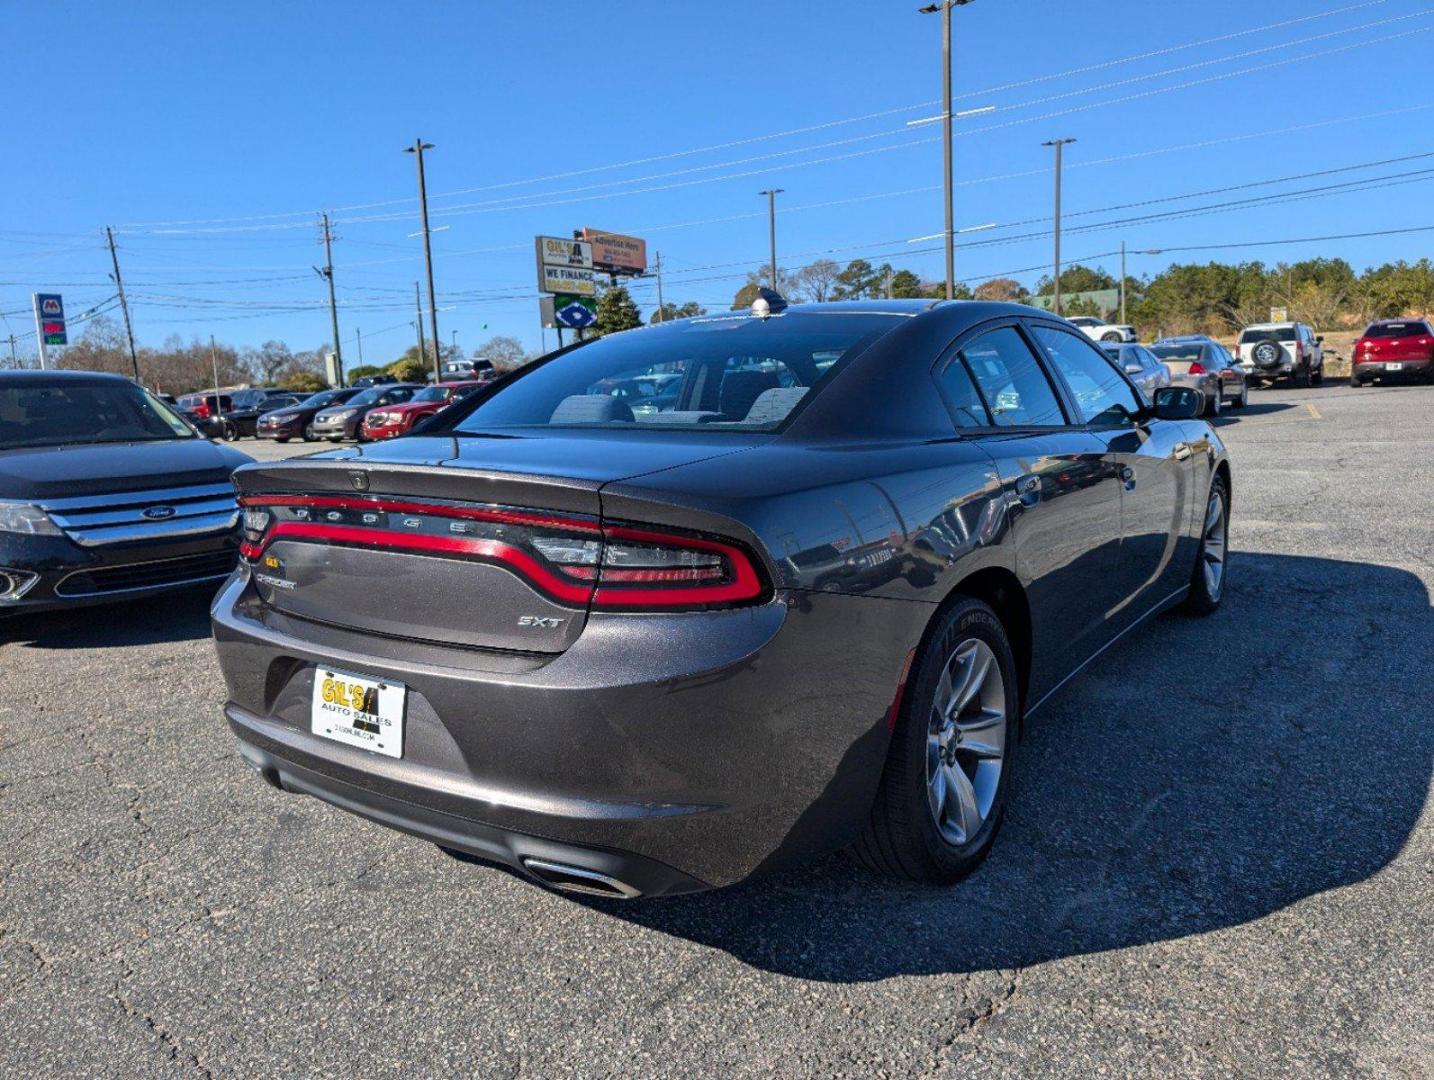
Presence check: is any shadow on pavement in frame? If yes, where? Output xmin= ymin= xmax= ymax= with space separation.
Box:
xmin=1211 ymin=400 xmax=1296 ymax=425
xmin=588 ymin=552 xmax=1432 ymax=981
xmin=1 ymin=585 xmax=218 ymax=649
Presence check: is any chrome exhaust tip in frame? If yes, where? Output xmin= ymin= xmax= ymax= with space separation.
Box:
xmin=521 ymin=857 xmax=642 ymax=899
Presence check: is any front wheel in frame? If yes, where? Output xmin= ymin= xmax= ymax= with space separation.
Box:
xmin=850 ymin=598 xmax=1018 ymax=884
xmin=1183 ymin=476 xmax=1229 ymax=616
xmin=222 ymin=420 xmax=240 ymax=441
xmin=1101 ymin=331 xmax=1123 ymax=343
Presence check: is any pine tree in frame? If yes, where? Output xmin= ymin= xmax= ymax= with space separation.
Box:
xmin=595 ymin=286 xmax=642 ymax=336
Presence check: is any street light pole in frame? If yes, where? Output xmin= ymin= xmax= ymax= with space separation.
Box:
xmin=414 ymin=282 xmax=427 ymax=379
xmin=1120 ymin=240 xmax=1127 ymax=325
xmin=919 ymin=0 xmax=973 ymax=299
xmin=1041 ymin=137 xmax=1076 ymax=315
xmin=405 ymin=138 xmax=441 ymax=383
xmin=758 ymin=189 xmax=784 ymax=292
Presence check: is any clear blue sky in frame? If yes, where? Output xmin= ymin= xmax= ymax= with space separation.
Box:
xmin=3 ymin=0 xmax=1431 ymax=365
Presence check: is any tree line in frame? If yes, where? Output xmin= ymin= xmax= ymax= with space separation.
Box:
xmin=727 ymin=255 xmax=1434 ymax=337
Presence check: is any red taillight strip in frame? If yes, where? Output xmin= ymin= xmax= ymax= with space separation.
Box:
xmin=242 ymin=521 xmax=593 ymax=605
xmin=238 ymin=494 xmax=599 ymax=535
xmin=593 ymin=524 xmax=765 ymax=608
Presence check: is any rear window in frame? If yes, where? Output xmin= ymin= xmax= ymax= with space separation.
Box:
xmin=0 ymin=381 xmax=194 ymax=451
xmin=440 ymin=314 xmax=905 ymax=434
xmin=1149 ymin=345 xmax=1205 ymax=364
xmin=1239 ymin=327 xmax=1296 ymax=344
xmin=1363 ymin=322 xmax=1428 ymax=339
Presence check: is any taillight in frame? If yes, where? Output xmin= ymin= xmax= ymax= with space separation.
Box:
xmin=1188 ymin=361 xmax=1207 ymax=375
xmin=236 ymin=495 xmax=767 ymax=612
xmin=194 ymin=402 xmax=210 ymax=418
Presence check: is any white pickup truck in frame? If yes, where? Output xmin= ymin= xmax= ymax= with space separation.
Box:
xmin=1066 ymin=316 xmax=1138 ymax=343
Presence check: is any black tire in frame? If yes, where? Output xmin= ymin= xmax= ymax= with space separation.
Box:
xmin=302 ymin=426 xmax=316 ymax=442
xmin=850 ymin=597 xmax=1019 ymax=884
xmin=1100 ymin=331 xmax=1123 ymax=343
xmin=222 ymin=420 xmax=240 ymax=441
xmin=1182 ymin=475 xmax=1229 ymax=616
xmin=1205 ymin=390 xmax=1221 ymax=418
xmin=1233 ymin=383 xmax=1248 ymax=408
xmin=1293 ymin=366 xmax=1311 ymax=389
xmin=275 ymin=437 xmax=290 ymax=444
xmin=1310 ymin=364 xmax=1324 ymax=387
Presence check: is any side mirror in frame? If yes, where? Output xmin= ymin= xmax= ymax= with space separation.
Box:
xmin=1151 ymin=386 xmax=1203 ymax=421
xmin=1315 ymin=335 xmax=1324 ymax=344
xmin=1123 ymin=362 xmax=1143 ymax=374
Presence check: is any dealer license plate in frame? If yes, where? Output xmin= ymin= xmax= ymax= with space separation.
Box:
xmin=311 ymin=666 xmax=406 ymax=758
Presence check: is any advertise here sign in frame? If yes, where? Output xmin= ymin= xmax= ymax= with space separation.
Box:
xmin=582 ymin=229 xmax=647 ymax=274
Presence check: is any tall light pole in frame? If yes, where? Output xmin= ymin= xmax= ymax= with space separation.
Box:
xmin=316 ymin=212 xmax=343 ymax=387
xmin=1041 ymin=137 xmax=1076 ymax=315
xmin=919 ymin=0 xmax=973 ymax=299
xmin=405 ymin=138 xmax=440 ymax=383
xmin=758 ymin=189 xmax=784 ymax=292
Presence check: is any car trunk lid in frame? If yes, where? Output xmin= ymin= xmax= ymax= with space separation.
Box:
xmin=232 ymin=433 xmax=763 ymax=654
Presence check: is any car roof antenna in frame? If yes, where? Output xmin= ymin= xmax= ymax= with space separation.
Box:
xmin=751 ymin=287 xmax=789 ymax=319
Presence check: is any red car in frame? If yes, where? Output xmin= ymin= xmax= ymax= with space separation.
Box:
xmin=359 ymin=381 xmax=485 ymax=440
xmin=1350 ymin=319 xmax=1434 ymax=386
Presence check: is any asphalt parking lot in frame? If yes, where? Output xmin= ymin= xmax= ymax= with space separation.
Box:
xmin=2 ymin=383 xmax=1431 ymax=1079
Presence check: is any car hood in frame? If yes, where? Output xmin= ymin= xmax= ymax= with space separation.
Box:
xmin=0 ymin=439 xmax=252 ymax=500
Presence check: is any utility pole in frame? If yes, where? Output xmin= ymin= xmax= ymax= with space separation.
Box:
xmin=883 ymin=266 xmax=895 ymax=299
xmin=355 ymin=327 xmax=364 ymax=366
xmin=758 ymin=189 xmax=784 ymax=292
xmin=31 ymin=295 xmax=48 ymax=371
xmin=653 ymin=251 xmax=666 ymax=322
xmin=315 ymin=212 xmax=344 ymax=386
xmin=209 ymin=335 xmax=221 ymax=412
xmin=414 ymin=282 xmax=427 ymax=376
xmin=6 ymin=335 xmax=16 ymax=368
xmin=405 ymin=139 xmax=441 ymax=383
xmin=104 ymin=227 xmax=140 ymax=381
xmin=919 ymin=0 xmax=973 ymax=299
xmin=1041 ymin=138 xmax=1076 ymax=316
xmin=1120 ymin=241 xmax=1127 ymax=325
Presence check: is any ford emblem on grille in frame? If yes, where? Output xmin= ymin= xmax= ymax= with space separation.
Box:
xmin=142 ymin=506 xmax=177 ymax=520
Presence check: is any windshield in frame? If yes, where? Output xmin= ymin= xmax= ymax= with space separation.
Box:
xmin=410 ymin=385 xmax=451 ymax=404
xmin=1364 ymin=322 xmax=1427 ymax=339
xmin=438 ymin=314 xmax=904 ymax=435
xmin=0 ymin=380 xmax=196 ymax=451
xmin=1239 ymin=327 xmax=1296 ymax=344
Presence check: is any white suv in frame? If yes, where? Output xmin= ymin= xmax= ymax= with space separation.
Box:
xmin=1233 ymin=322 xmax=1324 ymax=387
xmin=1067 ymin=316 xmax=1138 ymax=343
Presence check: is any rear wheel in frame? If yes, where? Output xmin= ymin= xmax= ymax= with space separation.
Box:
xmin=1293 ymin=366 xmax=1311 ymax=389
xmin=222 ymin=420 xmax=240 ymax=441
xmin=1310 ymin=363 xmax=1324 ymax=387
xmin=1205 ymin=390 xmax=1222 ymax=418
xmin=1182 ymin=476 xmax=1229 ymax=616
xmin=1234 ymin=383 xmax=1249 ymax=408
xmin=1100 ymin=331 xmax=1123 ymax=343
xmin=851 ymin=598 xmax=1018 ymax=884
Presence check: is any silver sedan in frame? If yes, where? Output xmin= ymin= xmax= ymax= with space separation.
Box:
xmin=1101 ymin=343 xmax=1172 ymax=401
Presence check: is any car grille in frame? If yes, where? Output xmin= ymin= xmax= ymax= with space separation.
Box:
xmin=55 ymin=550 xmax=237 ymax=597
xmin=39 ymin=483 xmax=239 ymax=547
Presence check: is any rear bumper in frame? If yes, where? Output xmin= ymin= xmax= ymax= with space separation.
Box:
xmin=1353 ymin=357 xmax=1431 ymax=377
xmin=212 ymin=570 xmax=925 ymax=892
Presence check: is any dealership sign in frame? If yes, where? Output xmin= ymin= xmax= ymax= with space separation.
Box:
xmin=34 ymin=293 xmax=67 ymax=345
xmin=553 ymin=293 xmax=597 ymax=329
xmin=582 ymin=229 xmax=647 ymax=274
xmin=538 ymin=264 xmax=596 ymax=297
xmin=535 ymin=235 xmax=592 ymax=270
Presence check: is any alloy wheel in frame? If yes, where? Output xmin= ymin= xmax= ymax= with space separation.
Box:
xmin=927 ymin=638 xmax=1007 ymax=846
xmin=1201 ymin=490 xmax=1227 ymax=600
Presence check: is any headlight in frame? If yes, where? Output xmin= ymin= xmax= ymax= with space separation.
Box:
xmin=333 ymin=409 xmax=358 ymax=420
xmin=0 ymin=501 xmax=62 ymax=536
xmin=367 ymin=412 xmax=391 ymax=425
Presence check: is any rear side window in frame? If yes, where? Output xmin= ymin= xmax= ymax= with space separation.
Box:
xmin=1030 ymin=325 xmax=1142 ymax=426
xmin=957 ymin=327 xmax=1065 ymax=428
xmin=935 ymin=354 xmax=992 ymax=428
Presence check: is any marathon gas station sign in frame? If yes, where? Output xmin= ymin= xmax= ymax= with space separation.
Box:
xmin=34 ymin=293 xmax=67 ymax=345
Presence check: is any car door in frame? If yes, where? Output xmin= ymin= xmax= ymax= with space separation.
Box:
xmin=941 ymin=323 xmax=1125 ymax=688
xmin=1028 ymin=322 xmax=1192 ymax=627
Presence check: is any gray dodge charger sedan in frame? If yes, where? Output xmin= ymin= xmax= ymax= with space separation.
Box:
xmin=214 ymin=299 xmax=1229 ymax=898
